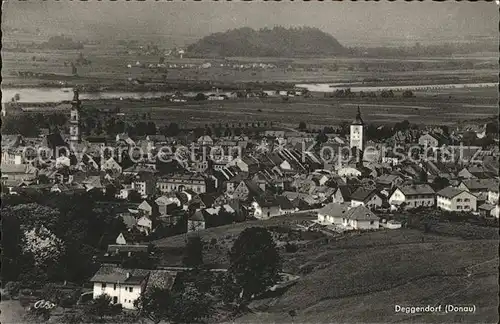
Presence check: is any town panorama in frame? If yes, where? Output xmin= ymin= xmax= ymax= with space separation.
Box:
xmin=1 ymin=1 xmax=499 ymax=324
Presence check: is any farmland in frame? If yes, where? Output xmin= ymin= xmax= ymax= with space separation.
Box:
xmin=153 ymin=214 xmax=499 ymax=323
xmin=73 ymin=89 xmax=498 ymax=129
xmin=2 ymin=35 xmax=497 ymax=129
xmin=2 ymin=33 xmax=498 ymax=129
xmin=1 ymin=37 xmax=497 ymax=87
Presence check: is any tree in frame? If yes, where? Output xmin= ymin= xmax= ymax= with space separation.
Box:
xmin=440 ymin=125 xmax=450 ymax=136
xmin=298 ymin=121 xmax=307 ymax=131
xmin=417 ymin=169 xmax=428 ymax=183
xmin=105 ymin=184 xmax=117 ymax=200
xmin=228 ymin=227 xmax=282 ymax=302
xmin=431 ymin=176 xmax=449 ymax=191
xmin=1 ymin=211 xmax=22 ymax=282
xmin=402 ymin=90 xmax=414 ymax=98
xmin=135 ymin=287 xmax=172 ymax=324
xmin=315 ymin=131 xmax=328 ymax=144
xmin=128 ymin=190 xmax=142 ymax=203
xmin=22 ymin=225 xmax=65 ymax=268
xmin=169 ymin=285 xmax=214 ymax=323
xmin=87 ymin=294 xmax=115 ymax=320
xmin=146 ymin=121 xmax=157 ymax=135
xmin=168 ymin=123 xmax=180 ymax=136
xmin=485 ymin=122 xmax=499 ymax=136
xmin=183 ymin=235 xmax=203 ymax=267
xmin=194 ymin=93 xmax=207 ymax=101
xmin=136 ymin=284 xmax=213 ymax=324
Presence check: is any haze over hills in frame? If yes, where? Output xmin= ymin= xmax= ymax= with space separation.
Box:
xmin=186 ymin=27 xmax=345 ymax=58
xmin=2 ymin=1 xmax=497 ymax=47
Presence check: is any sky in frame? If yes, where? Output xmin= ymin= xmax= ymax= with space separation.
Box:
xmin=2 ymin=1 xmax=498 ymax=47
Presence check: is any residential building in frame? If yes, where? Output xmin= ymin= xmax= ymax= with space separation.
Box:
xmin=155 ymin=195 xmax=182 ymax=215
xmin=156 ymin=174 xmax=206 ymax=194
xmin=458 ymin=179 xmax=499 ymax=197
xmin=488 ymin=187 xmax=499 ymax=204
xmin=317 ymin=204 xmax=380 ymax=230
xmin=478 ymin=203 xmax=500 ymax=218
xmin=317 ymin=202 xmax=350 ymax=224
xmin=101 ymin=157 xmax=123 ymax=174
xmin=251 ymin=196 xmax=295 ymax=219
xmin=388 ymin=184 xmax=436 ymax=209
xmin=90 ymin=265 xmax=149 ymax=309
xmin=436 ymin=187 xmax=477 ymax=212
xmin=132 ymin=174 xmax=156 ymax=198
xmin=350 ymin=188 xmax=383 ymax=209
xmin=376 ymin=174 xmax=403 ymax=190
xmin=197 ymin=135 xmax=214 ymax=146
xmin=337 ymin=166 xmax=362 ymax=178
xmin=418 ymin=133 xmax=449 ymax=148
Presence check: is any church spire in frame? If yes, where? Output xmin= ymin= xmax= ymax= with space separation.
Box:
xmin=352 ymin=106 xmax=364 ymax=125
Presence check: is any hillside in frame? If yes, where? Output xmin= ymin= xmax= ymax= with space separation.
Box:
xmin=186 ymin=27 xmax=345 ymax=57
xmin=154 ymin=216 xmax=499 ymax=323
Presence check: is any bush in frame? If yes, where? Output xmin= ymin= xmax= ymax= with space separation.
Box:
xmin=210 ymin=238 xmax=217 ymax=245
xmin=111 ymin=303 xmax=123 ymax=316
xmin=4 ymin=281 xmax=21 ymax=297
xmin=1 ymin=291 xmax=11 ymax=300
xmin=284 ymin=243 xmax=299 ymax=253
xmin=59 ymin=291 xmax=80 ymax=308
xmin=20 ymin=288 xmax=33 ymax=296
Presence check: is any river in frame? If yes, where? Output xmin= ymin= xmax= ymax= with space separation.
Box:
xmin=295 ymin=82 xmax=498 ymax=93
xmin=0 ymin=88 xmax=234 ymax=104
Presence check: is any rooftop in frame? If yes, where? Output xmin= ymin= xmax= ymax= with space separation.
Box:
xmin=90 ymin=265 xmax=150 ymax=284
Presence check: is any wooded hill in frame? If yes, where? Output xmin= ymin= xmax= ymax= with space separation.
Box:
xmin=186 ymin=27 xmax=345 ymax=57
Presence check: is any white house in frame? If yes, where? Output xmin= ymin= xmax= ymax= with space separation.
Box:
xmin=342 ymin=205 xmax=380 ymax=230
xmin=251 ymin=196 xmax=295 ymax=219
xmin=137 ymin=216 xmax=153 ymax=235
xmin=155 ymin=195 xmax=181 ymax=215
xmin=317 ymin=203 xmax=350 ymax=224
xmin=90 ymin=266 xmax=177 ymax=310
xmin=487 ymin=188 xmax=499 ymax=205
xmin=317 ymin=204 xmax=379 ymax=230
xmin=90 ymin=266 xmax=149 ymax=309
xmin=478 ymin=203 xmax=500 ymax=218
xmin=337 ymin=166 xmax=362 ymax=178
xmin=117 ymin=185 xmax=133 ymax=200
xmin=138 ymin=200 xmax=153 ymax=216
xmin=101 ymin=157 xmax=123 ymax=174
xmin=197 ymin=135 xmax=214 ymax=146
xmin=436 ymin=187 xmax=477 ymax=212
xmin=388 ymin=184 xmax=436 ymax=209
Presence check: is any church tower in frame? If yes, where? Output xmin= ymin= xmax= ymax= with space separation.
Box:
xmin=69 ymin=89 xmax=81 ymax=148
xmin=350 ymin=106 xmax=365 ymax=152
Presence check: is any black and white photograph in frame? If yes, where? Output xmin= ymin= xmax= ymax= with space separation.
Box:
xmin=1 ymin=1 xmax=499 ymax=323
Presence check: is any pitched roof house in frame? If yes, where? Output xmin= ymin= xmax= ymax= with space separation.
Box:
xmin=350 ymin=188 xmax=383 ymax=209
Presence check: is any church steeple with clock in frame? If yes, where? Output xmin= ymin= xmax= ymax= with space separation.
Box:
xmin=69 ymin=89 xmax=81 ymax=148
xmin=350 ymin=106 xmax=365 ymax=152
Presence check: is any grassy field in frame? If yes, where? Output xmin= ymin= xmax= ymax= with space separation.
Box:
xmin=83 ymin=89 xmax=498 ymax=128
xmin=2 ymin=43 xmax=497 ymax=86
xmin=155 ymin=215 xmax=499 ymax=323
